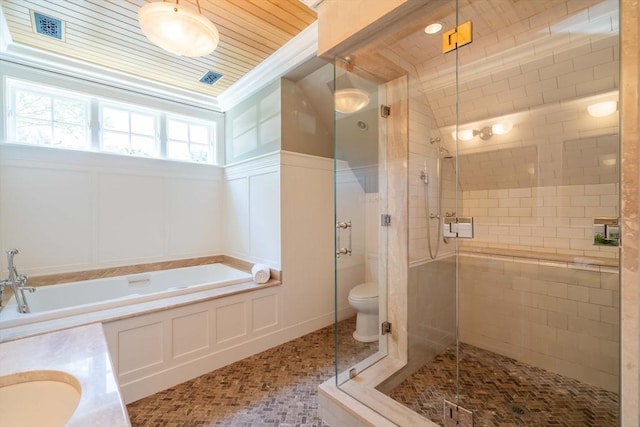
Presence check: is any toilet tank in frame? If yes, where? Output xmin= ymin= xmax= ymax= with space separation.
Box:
xmin=365 ymin=253 xmax=378 ymax=282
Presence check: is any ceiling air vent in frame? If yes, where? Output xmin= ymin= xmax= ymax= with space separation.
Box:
xmin=30 ymin=11 xmax=65 ymax=41
xmin=199 ymin=71 xmax=223 ymax=86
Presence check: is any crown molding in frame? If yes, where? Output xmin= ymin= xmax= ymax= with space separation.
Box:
xmin=0 ymin=6 xmax=12 ymax=51
xmin=298 ymin=0 xmax=324 ymax=10
xmin=217 ymin=21 xmax=318 ymax=112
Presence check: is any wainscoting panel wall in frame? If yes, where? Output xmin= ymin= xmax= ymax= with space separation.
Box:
xmin=103 ymin=285 xmax=283 ymax=403
xmin=223 ymin=152 xmax=281 ymax=268
xmin=0 ymin=144 xmax=224 ymax=275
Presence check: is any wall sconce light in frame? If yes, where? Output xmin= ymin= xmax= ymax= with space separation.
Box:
xmin=587 ymin=101 xmax=617 ymax=117
xmin=139 ymin=0 xmax=219 ymax=57
xmin=451 ymin=122 xmax=512 ymax=141
xmin=335 ymin=88 xmax=370 ymax=114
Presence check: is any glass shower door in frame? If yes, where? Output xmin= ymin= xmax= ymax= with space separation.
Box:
xmin=334 ymin=58 xmax=388 ymax=384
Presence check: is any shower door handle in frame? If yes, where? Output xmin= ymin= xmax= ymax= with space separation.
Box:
xmin=336 ymin=220 xmax=352 ymax=257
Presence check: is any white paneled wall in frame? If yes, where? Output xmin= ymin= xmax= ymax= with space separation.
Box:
xmin=224 ymin=150 xmax=337 ymax=329
xmin=98 ymin=174 xmax=165 ymax=263
xmin=281 ymin=152 xmax=336 ymax=325
xmin=0 ymin=145 xmax=223 ymax=275
xmin=104 ymin=285 xmax=282 ymax=403
xmin=223 ymin=153 xmax=281 ymax=268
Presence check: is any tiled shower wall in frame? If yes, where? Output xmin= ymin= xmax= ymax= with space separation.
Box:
xmin=459 ymin=183 xmax=619 ymax=259
xmin=408 ymin=89 xmax=456 ymax=264
xmin=459 ymin=254 xmax=619 ymax=392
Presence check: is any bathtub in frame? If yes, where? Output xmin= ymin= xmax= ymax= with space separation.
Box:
xmin=0 ymin=263 xmax=253 ymax=329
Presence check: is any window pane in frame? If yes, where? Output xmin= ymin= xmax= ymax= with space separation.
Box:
xmin=168 ymin=120 xmax=188 ymax=140
xmin=131 ymin=135 xmax=156 ymax=156
xmin=53 ymin=124 xmax=88 ymax=149
xmin=53 ymin=98 xmax=86 ymax=125
xmin=16 ymin=91 xmax=51 ymax=121
xmin=103 ymin=131 xmax=129 ymax=153
xmin=16 ymin=119 xmax=52 ymax=145
xmin=102 ymin=108 xmax=129 ymax=131
xmin=190 ymin=145 xmax=209 ymax=163
xmin=131 ymin=113 xmax=156 ymax=136
xmin=190 ymin=124 xmax=209 ymax=144
xmin=168 ymin=140 xmax=190 ymax=160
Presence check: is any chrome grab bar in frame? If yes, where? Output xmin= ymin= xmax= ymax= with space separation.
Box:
xmin=336 ymin=220 xmax=352 ymax=258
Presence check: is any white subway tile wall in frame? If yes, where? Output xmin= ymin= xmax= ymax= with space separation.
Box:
xmin=459 ymin=254 xmax=619 ymax=392
xmin=460 ymin=183 xmax=619 ymax=258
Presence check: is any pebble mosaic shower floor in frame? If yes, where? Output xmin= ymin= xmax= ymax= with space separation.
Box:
xmin=387 ymin=343 xmax=619 ymax=426
xmin=126 ymin=317 xmax=377 ymax=427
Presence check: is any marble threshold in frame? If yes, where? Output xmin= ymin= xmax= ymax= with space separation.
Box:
xmin=0 ymin=323 xmax=130 ymax=426
xmin=320 ymin=354 xmax=437 ymax=426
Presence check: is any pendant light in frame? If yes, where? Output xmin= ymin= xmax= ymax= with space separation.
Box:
xmin=139 ymin=0 xmax=219 ymax=57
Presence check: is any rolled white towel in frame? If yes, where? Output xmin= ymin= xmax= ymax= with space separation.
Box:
xmin=251 ymin=263 xmax=271 ymax=284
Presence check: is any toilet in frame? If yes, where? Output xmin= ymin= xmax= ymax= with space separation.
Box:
xmin=348 ymin=282 xmax=379 ymax=342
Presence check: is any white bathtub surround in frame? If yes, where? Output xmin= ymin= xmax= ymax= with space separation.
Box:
xmin=0 ymin=263 xmax=284 ymax=403
xmin=0 ymin=323 xmax=129 ymax=426
xmin=103 ymin=282 xmax=284 ymax=403
xmin=251 ymin=263 xmax=271 ymax=283
xmin=0 ymin=263 xmax=252 ymax=329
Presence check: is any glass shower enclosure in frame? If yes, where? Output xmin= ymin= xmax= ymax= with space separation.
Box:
xmin=333 ymin=0 xmax=620 ymax=425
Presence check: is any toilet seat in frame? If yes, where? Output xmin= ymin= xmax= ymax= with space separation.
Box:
xmin=349 ymin=282 xmax=378 ymax=301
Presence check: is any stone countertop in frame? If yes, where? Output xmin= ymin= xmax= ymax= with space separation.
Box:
xmin=0 ymin=323 xmax=130 ymax=426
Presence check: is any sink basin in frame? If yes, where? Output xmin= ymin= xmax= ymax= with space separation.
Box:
xmin=0 ymin=370 xmax=81 ymax=427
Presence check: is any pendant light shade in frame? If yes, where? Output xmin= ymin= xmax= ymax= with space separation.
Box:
xmin=335 ymin=88 xmax=370 ymax=114
xmin=139 ymin=1 xmax=219 ymax=57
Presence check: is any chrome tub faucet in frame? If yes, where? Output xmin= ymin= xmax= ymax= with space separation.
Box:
xmin=0 ymin=249 xmax=36 ymax=314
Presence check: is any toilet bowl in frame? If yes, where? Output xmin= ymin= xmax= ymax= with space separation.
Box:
xmin=348 ymin=282 xmax=379 ymax=342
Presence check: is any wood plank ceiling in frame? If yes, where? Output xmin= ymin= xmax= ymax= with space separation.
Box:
xmin=1 ymin=0 xmax=317 ymax=98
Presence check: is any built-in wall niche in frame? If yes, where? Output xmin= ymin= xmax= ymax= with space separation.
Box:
xmin=457 ymin=146 xmax=538 ymax=191
xmin=562 ymin=134 xmax=618 ymax=186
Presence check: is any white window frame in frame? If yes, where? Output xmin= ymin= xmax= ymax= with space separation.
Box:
xmin=2 ymin=69 xmax=225 ymax=166
xmin=5 ymin=79 xmax=91 ymax=150
xmin=99 ymin=101 xmax=161 ymax=158
xmin=166 ymin=114 xmax=217 ymax=164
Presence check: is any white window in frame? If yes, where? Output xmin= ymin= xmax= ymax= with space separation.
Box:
xmin=101 ymin=105 xmax=159 ymax=157
xmin=3 ymin=77 xmax=223 ymax=165
xmin=167 ymin=117 xmax=215 ymax=164
xmin=6 ymin=80 xmax=90 ymax=150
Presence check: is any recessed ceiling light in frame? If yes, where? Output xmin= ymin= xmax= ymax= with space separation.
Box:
xmin=424 ymin=23 xmax=443 ymax=34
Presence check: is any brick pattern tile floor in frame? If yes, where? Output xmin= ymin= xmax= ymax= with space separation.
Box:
xmin=387 ymin=343 xmax=619 ymax=426
xmin=128 ymin=322 xmax=618 ymax=427
xmin=126 ymin=317 xmax=377 ymax=427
